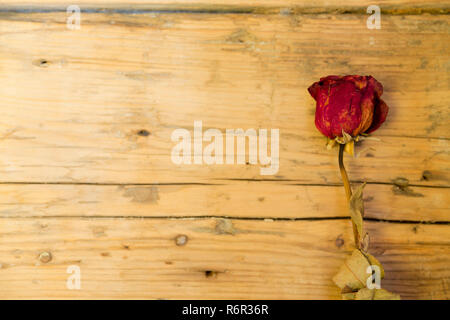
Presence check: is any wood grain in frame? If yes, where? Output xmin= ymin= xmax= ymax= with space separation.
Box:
xmin=0 ymin=4 xmax=448 ymax=300
xmin=0 ymin=13 xmax=448 ymax=185
xmin=0 ymin=218 xmax=448 ymax=299
xmin=0 ymin=182 xmax=447 ymax=221
xmin=0 ymin=1 xmax=448 ymax=14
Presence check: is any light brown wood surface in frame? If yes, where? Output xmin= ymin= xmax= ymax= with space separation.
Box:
xmin=0 ymin=12 xmax=448 ymax=185
xmin=0 ymin=183 xmax=448 ymax=221
xmin=0 ymin=218 xmax=449 ymax=299
xmin=1 ymin=1 xmax=448 ymax=13
xmin=0 ymin=1 xmax=448 ymax=299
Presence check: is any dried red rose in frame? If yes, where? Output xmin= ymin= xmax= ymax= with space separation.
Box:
xmin=308 ymin=75 xmax=388 ymax=139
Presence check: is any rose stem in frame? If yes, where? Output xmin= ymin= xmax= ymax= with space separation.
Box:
xmin=338 ymin=143 xmax=360 ymax=249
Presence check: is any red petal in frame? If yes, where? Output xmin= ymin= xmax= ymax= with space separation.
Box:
xmin=331 ymin=80 xmax=363 ymax=137
xmin=316 ymin=79 xmax=363 ymax=138
xmin=309 ymin=75 xmax=387 ymax=139
xmin=351 ymin=77 xmax=378 ymax=135
xmin=366 ymin=98 xmax=389 ymax=133
xmin=320 ymin=75 xmax=342 ymax=82
xmin=308 ymin=82 xmax=320 ymax=100
xmin=366 ymin=76 xmax=383 ymax=96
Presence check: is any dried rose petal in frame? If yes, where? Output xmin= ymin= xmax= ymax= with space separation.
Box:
xmin=308 ymin=75 xmax=389 ymax=139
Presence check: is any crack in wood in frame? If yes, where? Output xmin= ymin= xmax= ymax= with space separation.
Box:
xmin=0 ymin=5 xmax=448 ymax=15
xmin=0 ymin=215 xmax=448 ymax=225
xmin=0 ymin=180 xmax=447 ymax=188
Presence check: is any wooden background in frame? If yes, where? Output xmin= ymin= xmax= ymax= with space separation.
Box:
xmin=0 ymin=0 xmax=448 ymax=299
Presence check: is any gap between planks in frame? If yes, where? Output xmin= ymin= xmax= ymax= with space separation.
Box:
xmin=0 ymin=180 xmax=447 ymax=189
xmin=0 ymin=4 xmax=449 ymax=15
xmin=0 ymin=215 xmax=449 ymax=225
xmin=0 ymin=181 xmax=446 ymax=222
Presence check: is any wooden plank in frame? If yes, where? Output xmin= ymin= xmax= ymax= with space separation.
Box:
xmin=0 ymin=217 xmax=448 ymax=299
xmin=0 ymin=183 xmax=448 ymax=221
xmin=0 ymin=5 xmax=448 ymax=302
xmin=0 ymin=1 xmax=448 ymax=14
xmin=0 ymin=13 xmax=448 ymax=185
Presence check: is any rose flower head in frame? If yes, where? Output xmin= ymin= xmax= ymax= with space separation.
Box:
xmin=308 ymin=75 xmax=388 ymax=147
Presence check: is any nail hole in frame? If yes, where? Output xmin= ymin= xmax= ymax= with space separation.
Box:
xmin=175 ymin=234 xmax=188 ymax=246
xmin=38 ymin=251 xmax=52 ymax=263
xmin=137 ymin=129 xmax=150 ymax=137
xmin=37 ymin=59 xmax=49 ymax=67
xmin=33 ymin=59 xmax=50 ymax=67
xmin=421 ymin=170 xmax=432 ymax=181
xmin=204 ymin=270 xmax=215 ymax=278
xmin=335 ymin=235 xmax=345 ymax=248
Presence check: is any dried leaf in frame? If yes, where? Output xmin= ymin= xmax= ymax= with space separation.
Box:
xmin=361 ymin=232 xmax=370 ymax=252
xmin=364 ymin=251 xmax=385 ymax=277
xmin=334 ymin=249 xmax=397 ymax=299
xmin=341 ymin=130 xmax=353 ymax=144
xmin=335 ymin=131 xmax=353 ymax=144
xmin=349 ymin=183 xmax=366 ymax=244
xmin=326 ymin=138 xmax=337 ymax=150
xmin=344 ymin=140 xmax=355 ymax=156
xmin=355 ymin=288 xmax=401 ymax=300
xmin=341 ymin=292 xmax=357 ymax=300
xmin=333 ymin=249 xmax=376 ymax=291
xmin=340 ymin=285 xmax=358 ymax=300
